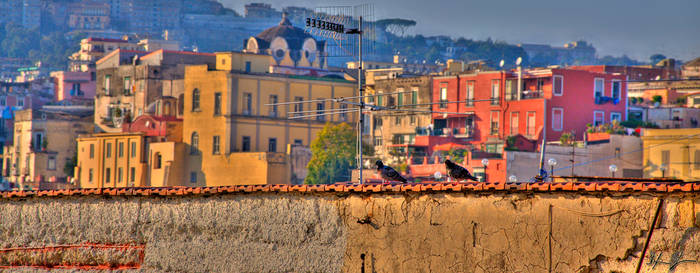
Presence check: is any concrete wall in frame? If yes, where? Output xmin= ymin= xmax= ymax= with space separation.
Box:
xmin=3 ymin=188 xmax=700 ymax=272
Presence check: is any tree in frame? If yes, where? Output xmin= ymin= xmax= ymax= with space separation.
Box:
xmin=652 ymin=95 xmax=663 ymax=103
xmin=376 ymin=18 xmax=416 ymax=37
xmin=650 ymin=54 xmax=667 ymax=65
xmin=305 ymin=122 xmax=357 ymax=184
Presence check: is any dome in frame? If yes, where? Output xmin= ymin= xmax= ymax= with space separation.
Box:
xmin=255 ymin=13 xmax=313 ymax=50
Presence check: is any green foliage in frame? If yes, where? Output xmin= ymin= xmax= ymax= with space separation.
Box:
xmin=620 ymin=120 xmax=659 ymax=129
xmin=504 ymin=136 xmax=519 ymax=151
xmin=559 ymin=131 xmax=575 ymax=145
xmin=638 ymin=97 xmax=644 ymax=103
xmin=630 ymin=97 xmax=638 ymax=104
xmin=650 ymin=54 xmax=666 ymax=65
xmin=598 ymin=55 xmax=642 ymax=66
xmin=305 ymin=123 xmax=357 ymax=185
xmin=587 ymin=120 xmax=626 ymax=134
xmin=676 ymin=96 xmax=688 ymax=105
xmin=446 ymin=149 xmax=467 ymax=163
xmin=652 ymin=95 xmax=663 ymax=103
xmin=0 ymin=23 xmax=84 ymax=69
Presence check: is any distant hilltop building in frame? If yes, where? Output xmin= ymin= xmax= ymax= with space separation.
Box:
xmin=245 ymin=3 xmax=281 ymax=19
xmin=519 ymin=40 xmax=597 ymax=66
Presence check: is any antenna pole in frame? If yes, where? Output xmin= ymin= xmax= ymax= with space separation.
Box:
xmin=358 ymin=15 xmax=364 ymax=185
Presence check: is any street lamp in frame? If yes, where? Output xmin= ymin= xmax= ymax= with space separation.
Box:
xmin=609 ymin=164 xmax=618 ymax=178
xmin=481 ymin=158 xmax=489 ymax=182
xmin=660 ymin=164 xmax=667 ymax=178
xmin=508 ymin=175 xmax=517 ymax=183
xmin=548 ymin=158 xmax=557 ymax=181
xmin=434 ymin=171 xmax=443 ymax=181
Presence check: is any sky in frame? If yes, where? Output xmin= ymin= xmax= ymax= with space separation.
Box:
xmin=220 ymin=0 xmax=700 ymax=62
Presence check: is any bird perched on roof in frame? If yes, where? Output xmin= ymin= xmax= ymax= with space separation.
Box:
xmin=445 ymin=160 xmax=479 ymax=182
xmin=375 ymin=160 xmax=407 ymax=183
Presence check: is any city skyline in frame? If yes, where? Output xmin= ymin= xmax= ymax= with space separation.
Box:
xmin=221 ymin=0 xmax=700 ymax=62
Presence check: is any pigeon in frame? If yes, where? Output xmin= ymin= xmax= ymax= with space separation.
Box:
xmin=375 ymin=160 xmax=407 ymax=183
xmin=445 ymin=160 xmax=479 ymax=182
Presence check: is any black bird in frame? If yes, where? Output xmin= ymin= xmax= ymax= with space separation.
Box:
xmin=375 ymin=160 xmax=407 ymax=183
xmin=445 ymin=160 xmax=479 ymax=182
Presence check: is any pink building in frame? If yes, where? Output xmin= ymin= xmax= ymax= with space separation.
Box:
xmin=51 ymin=71 xmax=96 ymax=102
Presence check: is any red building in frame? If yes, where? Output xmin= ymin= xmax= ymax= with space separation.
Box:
xmin=431 ymin=68 xmax=628 ymax=153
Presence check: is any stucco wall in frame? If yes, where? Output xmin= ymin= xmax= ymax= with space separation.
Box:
xmin=1 ymin=189 xmax=700 ymax=272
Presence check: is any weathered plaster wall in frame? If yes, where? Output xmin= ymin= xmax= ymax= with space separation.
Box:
xmin=1 ymin=190 xmax=700 ymax=272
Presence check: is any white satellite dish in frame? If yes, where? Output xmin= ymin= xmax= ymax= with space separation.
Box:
xmin=516 ymin=57 xmax=522 ymax=66
xmin=655 ymin=75 xmax=661 ymax=81
xmin=499 ymin=60 xmax=505 ymax=68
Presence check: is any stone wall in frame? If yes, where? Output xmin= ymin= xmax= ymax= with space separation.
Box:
xmin=1 ymin=187 xmax=700 ymax=272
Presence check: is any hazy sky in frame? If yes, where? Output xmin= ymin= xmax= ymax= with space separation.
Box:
xmin=220 ymin=0 xmax=700 ymax=62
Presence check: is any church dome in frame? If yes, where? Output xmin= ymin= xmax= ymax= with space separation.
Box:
xmin=255 ymin=13 xmax=313 ymax=50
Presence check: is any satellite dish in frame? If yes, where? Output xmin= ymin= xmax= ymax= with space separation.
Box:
xmin=499 ymin=60 xmax=505 ymax=68
xmin=655 ymin=75 xmax=661 ymax=81
xmin=516 ymin=57 xmax=522 ymax=66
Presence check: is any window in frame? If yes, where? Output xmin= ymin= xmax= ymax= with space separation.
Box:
xmin=130 ymin=142 xmax=136 ymax=158
xmin=340 ymin=104 xmax=347 ymax=121
xmin=34 ymin=133 xmax=42 ymax=150
xmin=374 ymin=136 xmax=383 ymax=146
xmin=411 ymin=90 xmax=418 ymax=106
xmin=212 ymin=136 xmax=220 ymax=154
xmin=105 ymin=168 xmax=111 ymax=183
xmin=490 ymin=111 xmax=499 ymax=135
xmin=118 ymin=142 xmax=124 ymax=157
xmin=47 ymin=155 xmax=56 ymax=170
xmin=191 ymin=88 xmax=200 ymax=111
xmin=104 ymin=75 xmax=111 ymax=94
xmin=130 ymin=167 xmax=135 ymax=183
xmin=90 ymin=144 xmax=95 ymax=158
xmin=553 ymin=75 xmax=563 ymax=96
xmin=17 ymin=97 xmax=24 ymax=107
xmin=0 ymin=97 xmax=5 ymax=106
xmin=245 ymin=61 xmax=251 ymax=73
xmin=491 ymin=80 xmax=500 ymax=105
xmin=243 ymin=93 xmax=252 ymax=115
xmin=611 ymin=112 xmax=622 ymax=122
xmin=214 ymin=93 xmax=222 ymax=115
xmin=661 ymin=150 xmax=670 ymax=167
xmin=439 ymin=86 xmax=447 ymax=108
xmin=106 ymin=142 xmax=112 ymax=158
xmin=190 ymin=172 xmax=197 ymax=183
xmin=395 ymin=116 xmax=401 ymax=125
xmin=510 ymin=112 xmax=519 ymax=136
xmin=71 ymin=83 xmax=82 ymax=96
xmin=242 ymin=136 xmax=251 ymax=152
xmin=154 ymin=153 xmax=162 ymax=169
xmin=552 ymin=108 xmax=564 ymax=131
xmin=594 ymin=111 xmax=605 ymax=126
xmin=316 ymin=102 xmax=325 ymax=121
xmin=123 ymin=76 xmax=131 ymax=95
xmin=268 ymin=138 xmax=277 ymax=152
xmin=594 ymin=78 xmax=604 ymax=97
xmin=612 ymin=80 xmax=621 ymax=100
xmin=466 ymin=81 xmax=475 ymax=106
xmin=377 ymin=92 xmax=383 ymax=106
xmin=269 ymin=95 xmax=278 ymax=117
xmin=526 ymin=111 xmax=536 ymax=136
xmin=190 ymin=132 xmax=199 ymax=154
xmin=505 ymin=80 xmax=517 ymax=100
xmin=397 ymin=91 xmax=404 ymax=107
xmin=294 ymin=139 xmax=303 ymax=146
xmin=89 ymin=168 xmax=93 ymax=182
xmin=293 ymin=97 xmax=303 ymax=116
xmin=410 ymin=115 xmax=416 ymax=125
xmin=117 ymin=167 xmax=123 ymax=182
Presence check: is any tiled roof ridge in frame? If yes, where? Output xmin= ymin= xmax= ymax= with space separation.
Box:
xmin=1 ymin=181 xmax=698 ymax=198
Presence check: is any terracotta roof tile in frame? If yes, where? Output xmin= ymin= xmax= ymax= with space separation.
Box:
xmin=1 ymin=180 xmax=697 ymax=198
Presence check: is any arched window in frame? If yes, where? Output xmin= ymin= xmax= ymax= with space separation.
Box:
xmin=191 ymin=88 xmax=200 ymax=111
xmin=190 ymin=132 xmax=199 ymax=154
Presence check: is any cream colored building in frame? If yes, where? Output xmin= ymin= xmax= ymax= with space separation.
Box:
xmin=642 ymin=128 xmax=700 ymax=181
xmin=1 ymin=107 xmax=93 ymax=189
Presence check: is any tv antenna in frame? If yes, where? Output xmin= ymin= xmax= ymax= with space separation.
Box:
xmin=269 ymin=4 xmax=473 ymax=184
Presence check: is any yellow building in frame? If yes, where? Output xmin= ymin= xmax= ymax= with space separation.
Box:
xmin=642 ymin=128 xmax=700 ymax=181
xmin=1 ymin=107 xmax=93 ymax=189
xmin=75 ymin=133 xmax=147 ymax=188
xmin=183 ymin=51 xmax=357 ymax=186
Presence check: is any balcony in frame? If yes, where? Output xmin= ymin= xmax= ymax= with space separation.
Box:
xmin=594 ymin=95 xmax=620 ymax=105
xmin=521 ymin=90 xmax=543 ymax=99
xmin=454 ymin=127 xmax=474 ymax=138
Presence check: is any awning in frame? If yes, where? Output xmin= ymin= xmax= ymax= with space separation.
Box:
xmin=433 ymin=142 xmax=467 ymax=151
